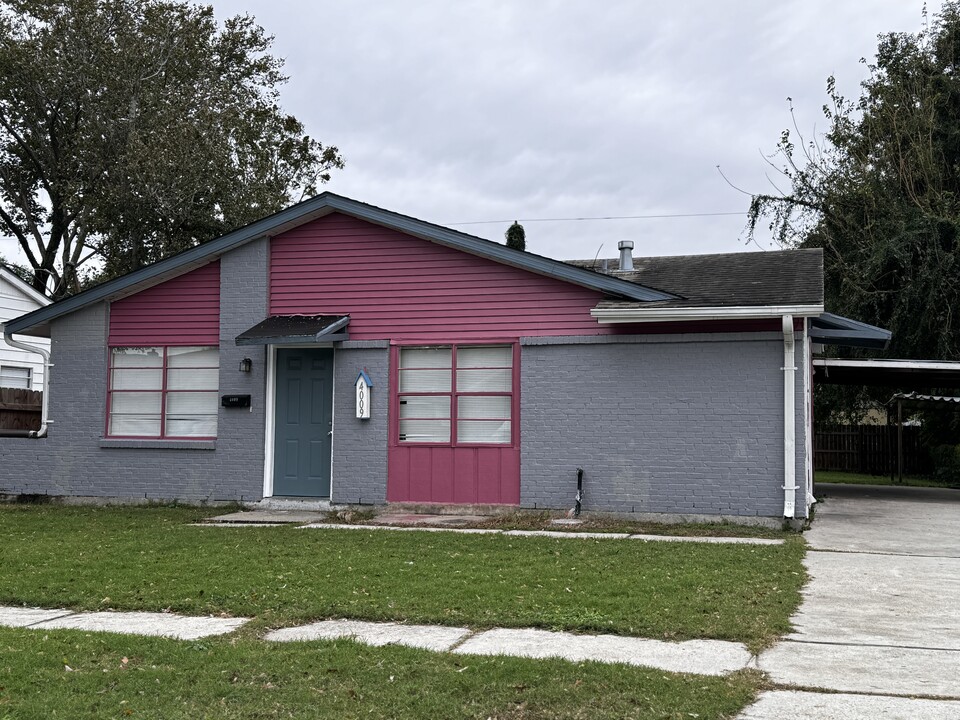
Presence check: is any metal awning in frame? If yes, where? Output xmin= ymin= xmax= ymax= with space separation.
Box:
xmin=809 ymin=313 xmax=891 ymax=350
xmin=236 ymin=315 xmax=350 ymax=346
xmin=890 ymin=392 xmax=960 ymax=407
xmin=814 ymin=358 xmax=960 ymax=388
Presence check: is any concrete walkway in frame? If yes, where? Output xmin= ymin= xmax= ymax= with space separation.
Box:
xmin=740 ymin=483 xmax=960 ymax=719
xmin=0 ymin=604 xmax=751 ymax=676
xmin=264 ymin=619 xmax=752 ymax=676
xmin=0 ymin=606 xmax=248 ymax=640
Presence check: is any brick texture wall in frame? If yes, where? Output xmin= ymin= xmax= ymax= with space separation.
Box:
xmin=518 ymin=332 xmax=807 ymax=518
xmin=0 ymin=238 xmax=269 ymax=502
xmin=1 ymin=238 xmax=809 ymax=521
xmin=330 ymin=342 xmax=389 ymax=504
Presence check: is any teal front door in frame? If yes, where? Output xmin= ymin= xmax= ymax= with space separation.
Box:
xmin=273 ymin=348 xmax=333 ymax=497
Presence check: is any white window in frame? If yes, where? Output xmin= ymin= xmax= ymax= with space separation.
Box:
xmin=0 ymin=365 xmax=31 ymax=389
xmin=108 ymin=346 xmax=219 ymax=438
xmin=398 ymin=344 xmax=514 ymax=445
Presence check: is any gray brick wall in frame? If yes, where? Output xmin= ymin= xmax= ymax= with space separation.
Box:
xmin=1 ymin=238 xmax=809 ymax=521
xmin=0 ymin=239 xmax=270 ymax=502
xmin=330 ymin=341 xmax=389 ymax=504
xmin=519 ymin=332 xmax=807 ymax=519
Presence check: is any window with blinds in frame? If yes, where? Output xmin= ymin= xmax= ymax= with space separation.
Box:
xmin=0 ymin=365 xmax=31 ymax=389
xmin=398 ymin=344 xmax=514 ymax=445
xmin=107 ymin=346 xmax=219 ymax=438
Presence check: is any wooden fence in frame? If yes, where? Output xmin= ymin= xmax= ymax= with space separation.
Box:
xmin=814 ymin=424 xmax=931 ymax=477
xmin=0 ymin=387 xmax=42 ymax=432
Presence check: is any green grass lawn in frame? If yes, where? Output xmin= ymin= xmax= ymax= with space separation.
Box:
xmin=816 ymin=470 xmax=960 ymax=489
xmin=0 ymin=506 xmax=804 ymax=649
xmin=0 ymin=627 xmax=762 ymax=719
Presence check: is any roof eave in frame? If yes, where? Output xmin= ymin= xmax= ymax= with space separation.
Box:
xmin=591 ymin=304 xmax=825 ymax=323
xmin=5 ymin=193 xmax=676 ymax=335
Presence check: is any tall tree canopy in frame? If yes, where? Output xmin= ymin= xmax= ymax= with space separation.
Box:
xmin=0 ymin=0 xmax=343 ymax=298
xmin=748 ymin=3 xmax=960 ymax=363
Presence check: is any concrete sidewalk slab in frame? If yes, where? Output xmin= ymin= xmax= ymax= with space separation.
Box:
xmin=502 ymin=530 xmax=631 ymax=539
xmin=33 ymin=611 xmax=249 ymax=640
xmin=0 ymin=606 xmax=74 ymax=627
xmin=297 ymin=523 xmax=781 ymax=544
xmin=192 ymin=522 xmax=284 ymax=528
xmin=759 ymin=641 xmax=960 ymax=698
xmin=454 ymin=627 xmax=751 ymax=676
xmin=205 ymin=510 xmax=326 ymax=524
xmin=809 ymin=484 xmax=960 ymax=557
xmin=628 ymin=534 xmax=783 ymax=545
xmin=299 ymin=523 xmax=502 ymax=534
xmin=265 ymin=619 xmax=471 ymax=652
xmin=371 ymin=513 xmax=489 ymax=527
xmin=737 ymin=690 xmax=960 ymax=720
xmin=790 ymin=551 xmax=960 ymax=649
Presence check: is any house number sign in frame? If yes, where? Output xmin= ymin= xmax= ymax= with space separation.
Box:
xmin=355 ymin=370 xmax=372 ymax=420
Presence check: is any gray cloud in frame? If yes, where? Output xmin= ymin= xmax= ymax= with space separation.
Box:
xmin=0 ymin=1 xmax=935 ymax=269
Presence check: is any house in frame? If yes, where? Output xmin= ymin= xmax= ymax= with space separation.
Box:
xmin=0 ymin=265 xmax=50 ymax=390
xmin=0 ymin=194 xmax=887 ymax=521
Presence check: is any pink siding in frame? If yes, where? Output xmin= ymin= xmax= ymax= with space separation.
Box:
xmin=386 ymin=343 xmax=521 ymax=505
xmin=109 ymin=262 xmax=220 ymax=346
xmin=269 ymin=213 xmax=610 ymax=340
xmin=387 ymin=445 xmax=521 ymax=505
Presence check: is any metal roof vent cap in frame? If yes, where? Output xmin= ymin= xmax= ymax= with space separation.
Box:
xmin=618 ymin=240 xmax=634 ymax=271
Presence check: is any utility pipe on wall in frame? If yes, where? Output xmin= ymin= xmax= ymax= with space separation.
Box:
xmin=782 ymin=315 xmax=798 ymax=518
xmin=2 ymin=324 xmax=51 ymax=438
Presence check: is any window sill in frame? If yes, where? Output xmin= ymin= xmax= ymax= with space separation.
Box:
xmin=99 ymin=439 xmax=217 ymax=451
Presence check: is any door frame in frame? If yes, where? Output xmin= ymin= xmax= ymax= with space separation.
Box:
xmin=262 ymin=343 xmax=337 ymax=498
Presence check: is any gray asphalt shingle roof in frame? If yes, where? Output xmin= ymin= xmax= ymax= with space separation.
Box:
xmin=567 ymin=248 xmax=823 ymax=309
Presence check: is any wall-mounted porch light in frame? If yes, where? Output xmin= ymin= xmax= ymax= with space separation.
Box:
xmin=239 ymin=358 xmax=253 ymax=373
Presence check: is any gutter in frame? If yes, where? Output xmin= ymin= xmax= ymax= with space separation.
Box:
xmin=781 ymin=315 xmax=798 ymax=518
xmin=1 ymin=323 xmax=51 ymax=438
xmin=591 ymin=304 xmax=824 ymax=323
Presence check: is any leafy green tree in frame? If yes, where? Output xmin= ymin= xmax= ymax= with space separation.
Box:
xmin=505 ymin=221 xmax=526 ymax=251
xmin=0 ymin=0 xmax=343 ymax=298
xmin=748 ymin=3 xmax=960 ymax=366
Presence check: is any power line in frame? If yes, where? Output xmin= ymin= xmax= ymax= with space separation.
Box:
xmin=445 ymin=211 xmax=745 ymax=226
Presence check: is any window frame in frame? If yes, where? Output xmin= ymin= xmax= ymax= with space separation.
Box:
xmin=105 ymin=345 xmax=220 ymax=440
xmin=0 ymin=364 xmax=32 ymax=390
xmin=392 ymin=342 xmax=519 ymax=448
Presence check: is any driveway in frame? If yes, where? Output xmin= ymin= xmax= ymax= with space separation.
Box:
xmin=740 ymin=483 xmax=960 ymax=719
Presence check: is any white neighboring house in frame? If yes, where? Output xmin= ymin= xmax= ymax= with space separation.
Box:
xmin=0 ymin=266 xmax=51 ymax=390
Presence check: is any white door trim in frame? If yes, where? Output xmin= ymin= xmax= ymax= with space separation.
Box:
xmin=262 ymin=343 xmax=336 ymax=500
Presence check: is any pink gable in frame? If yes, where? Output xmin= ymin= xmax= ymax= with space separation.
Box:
xmin=109 ymin=261 xmax=220 ymax=346
xmin=269 ymin=213 xmax=610 ymax=340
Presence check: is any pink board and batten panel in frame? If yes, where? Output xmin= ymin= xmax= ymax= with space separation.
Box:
xmin=108 ymin=261 xmax=220 ymax=346
xmin=387 ymin=445 xmax=521 ymax=505
xmin=269 ymin=213 xmax=611 ymax=341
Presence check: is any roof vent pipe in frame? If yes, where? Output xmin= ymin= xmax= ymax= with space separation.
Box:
xmin=618 ymin=240 xmax=634 ymax=271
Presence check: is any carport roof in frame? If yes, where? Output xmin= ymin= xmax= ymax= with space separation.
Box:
xmin=813 ymin=358 xmax=960 ymax=389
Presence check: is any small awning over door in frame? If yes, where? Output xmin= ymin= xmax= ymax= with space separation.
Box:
xmin=236 ymin=315 xmax=350 ymax=346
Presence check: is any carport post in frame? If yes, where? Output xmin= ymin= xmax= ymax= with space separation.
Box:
xmin=897 ymin=399 xmax=903 ymax=484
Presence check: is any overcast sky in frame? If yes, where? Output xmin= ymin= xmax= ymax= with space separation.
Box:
xmin=0 ymin=1 xmax=939 ymax=267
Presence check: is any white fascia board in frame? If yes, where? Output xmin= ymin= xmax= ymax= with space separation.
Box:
xmin=813 ymin=358 xmax=960 ymax=371
xmin=590 ymin=304 xmax=825 ymax=323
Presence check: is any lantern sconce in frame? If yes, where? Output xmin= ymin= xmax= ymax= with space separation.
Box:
xmin=239 ymin=358 xmax=253 ymax=373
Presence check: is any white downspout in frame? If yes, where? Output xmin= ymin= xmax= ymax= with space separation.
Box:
xmin=804 ymin=318 xmax=815 ymax=514
xmin=2 ymin=324 xmax=51 ymax=438
xmin=782 ymin=315 xmax=797 ymax=518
